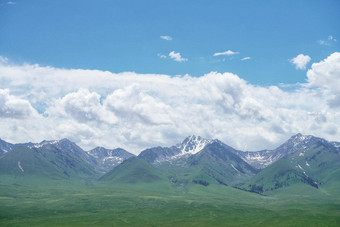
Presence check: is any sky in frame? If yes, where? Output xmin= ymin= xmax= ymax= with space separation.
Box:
xmin=0 ymin=0 xmax=339 ymax=154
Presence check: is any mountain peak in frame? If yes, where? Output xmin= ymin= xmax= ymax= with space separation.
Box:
xmin=178 ymin=135 xmax=212 ymax=155
xmin=290 ymin=133 xmax=312 ymax=141
xmin=58 ymin=138 xmax=74 ymax=144
xmin=287 ymin=133 xmax=318 ymax=148
xmin=91 ymin=146 xmax=107 ymax=152
xmin=88 ymin=146 xmax=135 ymax=172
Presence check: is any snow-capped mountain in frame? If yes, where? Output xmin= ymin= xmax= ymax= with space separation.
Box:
xmin=177 ymin=135 xmax=213 ymax=156
xmin=235 ymin=133 xmax=340 ymax=169
xmin=28 ymin=139 xmax=136 ymax=173
xmin=138 ymin=135 xmax=214 ymax=164
xmin=0 ymin=138 xmax=137 ymax=175
xmin=1 ymin=134 xmax=338 ymax=177
xmin=31 ymin=138 xmax=99 ymax=174
xmin=0 ymin=138 xmax=99 ymax=179
xmin=87 ymin=147 xmax=135 ymax=173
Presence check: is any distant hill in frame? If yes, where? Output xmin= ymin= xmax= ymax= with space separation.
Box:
xmin=99 ymin=157 xmax=168 ymax=184
xmin=240 ymin=141 xmax=340 ymax=193
xmin=87 ymin=147 xmax=135 ymax=173
xmin=185 ymin=141 xmax=258 ymax=186
xmin=0 ymin=139 xmax=98 ymax=185
xmin=0 ymin=145 xmax=69 ymax=182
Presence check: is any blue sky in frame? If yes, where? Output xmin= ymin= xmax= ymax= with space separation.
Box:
xmin=1 ymin=0 xmax=339 ymax=85
xmin=0 ymin=0 xmax=340 ymax=152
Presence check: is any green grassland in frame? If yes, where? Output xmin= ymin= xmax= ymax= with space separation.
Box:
xmin=0 ymin=181 xmax=339 ymax=226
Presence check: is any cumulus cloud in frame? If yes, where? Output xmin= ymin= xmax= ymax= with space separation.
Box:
xmin=0 ymin=53 xmax=339 ymax=153
xmin=160 ymin=35 xmax=172 ymax=41
xmin=104 ymin=85 xmax=171 ymax=123
xmin=290 ymin=54 xmax=311 ymax=70
xmin=213 ymin=50 xmax=239 ymax=56
xmin=306 ymin=52 xmax=340 ymax=108
xmin=169 ymin=51 xmax=188 ymax=62
xmin=47 ymin=89 xmax=118 ymax=124
xmin=0 ymin=89 xmax=37 ymax=119
xmin=241 ymin=57 xmax=251 ymax=61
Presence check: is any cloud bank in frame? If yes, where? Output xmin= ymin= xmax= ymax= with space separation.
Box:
xmin=0 ymin=52 xmax=339 ymax=153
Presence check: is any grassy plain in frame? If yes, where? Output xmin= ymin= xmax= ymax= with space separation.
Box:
xmin=0 ymin=181 xmax=339 ymax=226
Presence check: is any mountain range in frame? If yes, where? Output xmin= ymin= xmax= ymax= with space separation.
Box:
xmin=0 ymin=133 xmax=339 ymax=194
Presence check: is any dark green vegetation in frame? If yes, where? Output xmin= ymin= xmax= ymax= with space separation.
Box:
xmin=0 ymin=134 xmax=340 ymax=226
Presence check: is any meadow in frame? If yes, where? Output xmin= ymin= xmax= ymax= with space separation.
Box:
xmin=1 ymin=181 xmax=339 ymax=226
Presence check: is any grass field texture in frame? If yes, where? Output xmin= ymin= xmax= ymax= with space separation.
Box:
xmin=1 ymin=181 xmax=339 ymax=226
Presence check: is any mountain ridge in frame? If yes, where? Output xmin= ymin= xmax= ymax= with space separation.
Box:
xmin=1 ymin=133 xmax=339 ymax=191
xmin=87 ymin=147 xmax=135 ymax=173
xmin=234 ymin=133 xmax=340 ymax=169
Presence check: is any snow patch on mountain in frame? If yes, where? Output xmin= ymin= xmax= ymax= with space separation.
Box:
xmin=18 ymin=161 xmax=24 ymax=172
xmin=178 ymin=135 xmax=212 ymax=155
xmin=87 ymin=147 xmax=134 ymax=172
xmin=171 ymin=135 xmax=214 ymax=161
xmin=333 ymin=143 xmax=340 ymax=148
xmin=31 ymin=140 xmax=58 ymax=149
xmin=102 ymin=156 xmax=123 ymax=163
xmin=138 ymin=135 xmax=214 ymax=164
xmin=230 ymin=163 xmax=239 ymax=174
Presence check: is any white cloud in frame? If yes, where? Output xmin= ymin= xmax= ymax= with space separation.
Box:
xmin=290 ymin=54 xmax=311 ymax=70
xmin=157 ymin=53 xmax=167 ymax=59
xmin=0 ymin=89 xmax=38 ymax=119
xmin=0 ymin=53 xmax=339 ymax=153
xmin=241 ymin=57 xmax=251 ymax=61
xmin=7 ymin=1 xmax=16 ymax=5
xmin=47 ymin=89 xmax=118 ymax=124
xmin=104 ymin=84 xmax=173 ymax=125
xmin=306 ymin=52 xmax=340 ymax=108
xmin=169 ymin=51 xmax=188 ymax=62
xmin=318 ymin=35 xmax=337 ymax=45
xmin=160 ymin=35 xmax=172 ymax=41
xmin=213 ymin=50 xmax=239 ymax=56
